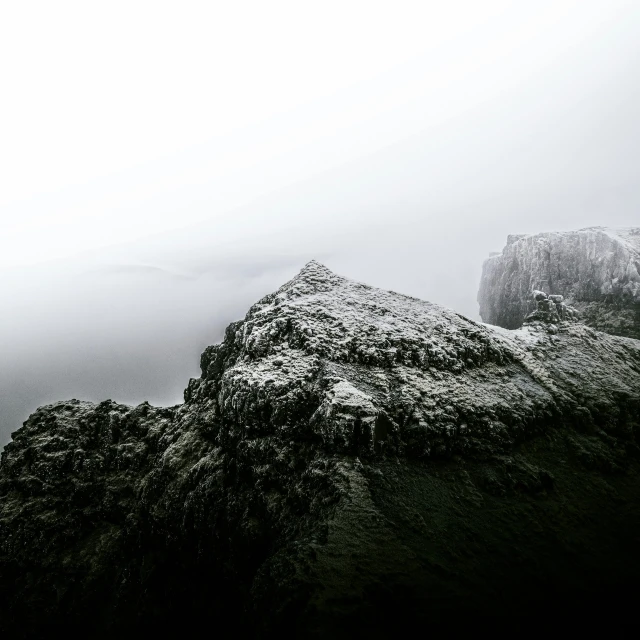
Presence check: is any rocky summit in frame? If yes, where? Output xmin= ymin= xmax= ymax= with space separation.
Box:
xmin=478 ymin=226 xmax=640 ymax=339
xmin=2 ymin=260 xmax=640 ymax=637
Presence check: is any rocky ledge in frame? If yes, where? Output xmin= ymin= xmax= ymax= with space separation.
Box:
xmin=2 ymin=261 xmax=640 ymax=637
xmin=522 ymin=290 xmax=579 ymax=328
xmin=478 ymin=226 xmax=640 ymax=339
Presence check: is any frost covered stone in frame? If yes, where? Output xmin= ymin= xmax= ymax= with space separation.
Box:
xmin=1 ymin=260 xmax=640 ymax=635
xmin=479 ymin=226 xmax=640 ymax=339
xmin=523 ymin=289 xmax=579 ymax=326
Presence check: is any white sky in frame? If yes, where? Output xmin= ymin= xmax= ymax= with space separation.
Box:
xmin=1 ymin=0 xmax=637 ymax=266
xmin=1 ymin=0 xmax=640 ymax=446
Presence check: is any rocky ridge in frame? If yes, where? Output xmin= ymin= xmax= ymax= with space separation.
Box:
xmin=478 ymin=226 xmax=640 ymax=339
xmin=2 ymin=260 xmax=640 ymax=636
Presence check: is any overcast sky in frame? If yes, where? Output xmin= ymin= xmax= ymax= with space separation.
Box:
xmin=1 ymin=0 xmax=639 ymax=445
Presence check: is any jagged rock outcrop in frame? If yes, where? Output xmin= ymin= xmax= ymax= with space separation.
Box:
xmin=478 ymin=227 xmax=640 ymax=339
xmin=2 ymin=261 xmax=640 ymax=637
xmin=522 ymin=290 xmax=579 ymax=328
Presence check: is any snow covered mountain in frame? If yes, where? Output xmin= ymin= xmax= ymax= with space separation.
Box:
xmin=2 ymin=261 xmax=640 ymax=635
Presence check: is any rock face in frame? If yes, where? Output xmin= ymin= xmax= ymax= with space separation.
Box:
xmin=2 ymin=261 xmax=640 ymax=636
xmin=478 ymin=227 xmax=640 ymax=339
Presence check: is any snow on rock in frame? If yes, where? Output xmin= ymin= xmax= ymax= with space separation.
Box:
xmin=478 ymin=226 xmax=640 ymax=339
xmin=2 ymin=260 xmax=640 ymax=635
xmin=522 ymin=289 xmax=580 ymax=326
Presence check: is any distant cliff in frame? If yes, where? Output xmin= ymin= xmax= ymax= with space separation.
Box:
xmin=478 ymin=227 xmax=640 ymax=339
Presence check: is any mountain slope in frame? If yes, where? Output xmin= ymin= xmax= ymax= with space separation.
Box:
xmin=2 ymin=261 xmax=640 ymax=636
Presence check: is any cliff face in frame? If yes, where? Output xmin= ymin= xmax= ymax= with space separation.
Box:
xmin=2 ymin=261 xmax=640 ymax=636
xmin=478 ymin=227 xmax=640 ymax=339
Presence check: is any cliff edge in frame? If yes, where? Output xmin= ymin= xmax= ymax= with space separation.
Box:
xmin=478 ymin=227 xmax=640 ymax=339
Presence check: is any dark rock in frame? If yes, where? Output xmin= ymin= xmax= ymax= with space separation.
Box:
xmin=2 ymin=260 xmax=640 ymax=636
xmin=537 ymin=299 xmax=552 ymax=312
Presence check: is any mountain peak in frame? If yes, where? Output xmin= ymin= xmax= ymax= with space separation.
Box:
xmin=265 ymin=259 xmax=345 ymax=301
xmin=294 ymin=259 xmax=338 ymax=281
xmin=300 ymin=258 xmax=329 ymax=270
